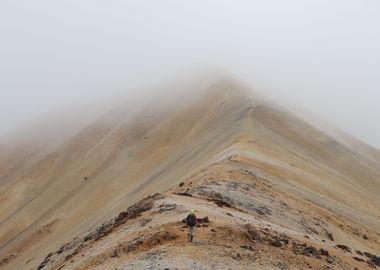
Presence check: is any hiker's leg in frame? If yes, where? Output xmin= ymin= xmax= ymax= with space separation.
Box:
xmin=189 ymin=226 xmax=194 ymax=242
xmin=188 ymin=226 xmax=191 ymax=242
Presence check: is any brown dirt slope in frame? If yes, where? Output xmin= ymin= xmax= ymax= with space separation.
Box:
xmin=0 ymin=81 xmax=379 ymax=270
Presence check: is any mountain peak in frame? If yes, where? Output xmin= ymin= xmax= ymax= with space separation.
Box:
xmin=0 ymin=79 xmax=379 ymax=270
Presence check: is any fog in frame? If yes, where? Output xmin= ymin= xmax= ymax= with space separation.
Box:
xmin=1 ymin=0 xmax=380 ymax=149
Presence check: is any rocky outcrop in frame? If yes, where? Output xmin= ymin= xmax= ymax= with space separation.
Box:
xmin=36 ymin=193 xmax=164 ymax=270
xmin=364 ymin=252 xmax=380 ymax=267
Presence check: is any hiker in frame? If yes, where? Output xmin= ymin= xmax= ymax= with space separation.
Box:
xmin=186 ymin=209 xmax=197 ymax=242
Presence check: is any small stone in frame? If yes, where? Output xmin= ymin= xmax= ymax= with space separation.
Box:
xmin=303 ymin=246 xmax=318 ymax=257
xmin=336 ymin=244 xmax=351 ymax=253
xmin=353 ymin=257 xmax=365 ymax=262
xmin=240 ymin=245 xmax=253 ymax=251
xmin=196 ymin=216 xmax=210 ymax=223
xmin=232 ymin=252 xmax=241 ymax=260
xmin=111 ymin=249 xmax=119 ymax=258
xmin=269 ymin=239 xmax=283 ymax=247
xmin=319 ymin=249 xmax=329 ymax=257
xmin=325 ymin=231 xmax=334 ymax=241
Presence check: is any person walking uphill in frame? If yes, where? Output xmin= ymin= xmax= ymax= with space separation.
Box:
xmin=186 ymin=209 xmax=197 ymax=242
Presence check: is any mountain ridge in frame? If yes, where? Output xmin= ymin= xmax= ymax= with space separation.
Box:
xmin=0 ymin=82 xmax=379 ymax=269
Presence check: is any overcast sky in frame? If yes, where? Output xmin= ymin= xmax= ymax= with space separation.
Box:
xmin=1 ymin=0 xmax=379 ymax=149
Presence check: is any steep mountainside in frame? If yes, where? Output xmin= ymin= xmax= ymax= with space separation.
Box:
xmin=0 ymin=82 xmax=379 ymax=270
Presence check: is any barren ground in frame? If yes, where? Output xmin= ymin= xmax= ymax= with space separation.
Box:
xmin=0 ymin=83 xmax=379 ymax=270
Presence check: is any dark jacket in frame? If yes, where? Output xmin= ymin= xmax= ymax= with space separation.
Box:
xmin=186 ymin=213 xmax=197 ymax=227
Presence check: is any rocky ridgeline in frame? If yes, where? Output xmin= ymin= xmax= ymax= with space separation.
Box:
xmin=37 ymin=193 xmax=165 ymax=270
xmin=34 ymin=173 xmax=380 ymax=270
xmin=175 ymin=178 xmax=272 ymax=217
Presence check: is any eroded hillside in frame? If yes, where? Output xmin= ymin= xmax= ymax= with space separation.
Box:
xmin=33 ymin=143 xmax=380 ymax=269
xmin=0 ymin=83 xmax=379 ymax=270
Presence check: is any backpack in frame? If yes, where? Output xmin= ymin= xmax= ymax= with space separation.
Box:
xmin=186 ymin=213 xmax=196 ymax=226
